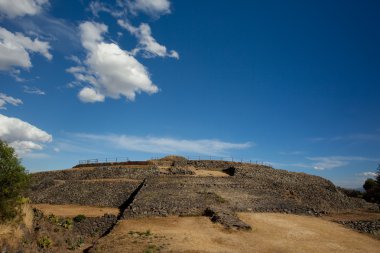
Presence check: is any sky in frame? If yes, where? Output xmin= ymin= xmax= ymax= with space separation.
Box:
xmin=0 ymin=0 xmax=379 ymax=188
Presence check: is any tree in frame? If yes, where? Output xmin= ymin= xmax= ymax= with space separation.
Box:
xmin=363 ymin=178 xmax=377 ymax=192
xmin=362 ymin=166 xmax=380 ymax=204
xmin=0 ymin=140 xmax=30 ymax=222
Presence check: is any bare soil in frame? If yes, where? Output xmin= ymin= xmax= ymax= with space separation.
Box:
xmin=31 ymin=204 xmax=119 ymax=217
xmin=90 ymin=213 xmax=380 ymax=253
xmin=192 ymin=168 xmax=229 ymax=177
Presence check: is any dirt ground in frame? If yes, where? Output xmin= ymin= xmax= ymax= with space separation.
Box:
xmin=193 ymin=169 xmax=229 ymax=177
xmin=91 ymin=213 xmax=380 ymax=253
xmin=31 ymin=204 xmax=119 ymax=217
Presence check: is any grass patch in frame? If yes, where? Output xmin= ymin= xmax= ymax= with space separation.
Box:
xmin=128 ymin=229 xmax=153 ymax=237
xmin=37 ymin=236 xmax=52 ymax=249
xmin=144 ymin=244 xmax=160 ymax=253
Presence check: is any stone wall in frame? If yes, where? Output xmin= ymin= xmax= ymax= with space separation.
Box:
xmin=123 ymin=177 xmax=227 ymax=218
xmin=29 ymin=179 xmax=141 ymax=207
xmin=31 ymin=166 xmax=159 ymax=181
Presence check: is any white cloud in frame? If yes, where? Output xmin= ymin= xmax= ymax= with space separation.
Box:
xmin=23 ymin=86 xmax=45 ymax=95
xmin=68 ymin=21 xmax=158 ymax=103
xmin=0 ymin=0 xmax=49 ymax=18
xmin=0 ymin=114 xmax=52 ymax=155
xmin=16 ymin=14 xmax=80 ymax=52
xmin=307 ymin=156 xmax=377 ymax=170
xmin=65 ymin=55 xmax=82 ymax=65
xmin=0 ymin=27 xmax=52 ymax=71
xmin=360 ymin=172 xmax=377 ymax=178
xmin=118 ymin=20 xmax=179 ymax=59
xmin=78 ymin=87 xmax=105 ymax=103
xmin=0 ymin=93 xmax=23 ymax=109
xmin=127 ymin=0 xmax=171 ymax=17
xmin=89 ymin=1 xmax=123 ymax=17
xmin=75 ymin=133 xmax=252 ymax=155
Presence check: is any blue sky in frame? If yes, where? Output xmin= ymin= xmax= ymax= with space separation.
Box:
xmin=0 ymin=0 xmax=379 ymax=188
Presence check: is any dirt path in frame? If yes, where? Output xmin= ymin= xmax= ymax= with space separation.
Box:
xmin=90 ymin=213 xmax=380 ymax=253
xmin=31 ymin=204 xmax=119 ymax=217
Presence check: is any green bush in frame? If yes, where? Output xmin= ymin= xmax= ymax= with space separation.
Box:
xmin=362 ymin=166 xmax=380 ymax=204
xmin=48 ymin=214 xmax=60 ymax=225
xmin=73 ymin=214 xmax=86 ymax=223
xmin=0 ymin=140 xmax=30 ymax=222
xmin=66 ymin=237 xmax=84 ymax=250
xmin=364 ymin=178 xmax=377 ymax=192
xmin=37 ymin=236 xmax=52 ymax=248
xmin=61 ymin=218 xmax=73 ymax=229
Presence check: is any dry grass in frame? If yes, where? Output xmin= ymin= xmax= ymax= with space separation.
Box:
xmin=32 ymin=204 xmax=119 ymax=217
xmin=21 ymin=204 xmax=34 ymax=230
xmin=91 ymin=213 xmax=380 ymax=253
xmin=0 ymin=226 xmax=24 ymax=250
xmin=0 ymin=204 xmax=34 ymax=250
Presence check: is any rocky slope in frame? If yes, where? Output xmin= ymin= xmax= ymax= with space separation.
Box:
xmin=29 ymin=159 xmax=377 ymax=215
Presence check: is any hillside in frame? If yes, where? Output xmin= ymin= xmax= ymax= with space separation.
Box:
xmin=3 ymin=157 xmax=379 ymax=252
xmin=30 ymin=158 xmax=376 ymax=217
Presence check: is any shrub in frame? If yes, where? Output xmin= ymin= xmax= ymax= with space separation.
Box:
xmin=363 ymin=174 xmax=380 ymax=204
xmin=67 ymin=237 xmax=84 ymax=250
xmin=73 ymin=214 xmax=86 ymax=223
xmin=144 ymin=244 xmax=160 ymax=253
xmin=61 ymin=218 xmax=73 ymax=229
xmin=337 ymin=187 xmax=364 ymax=198
xmin=0 ymin=140 xmax=30 ymax=222
xmin=48 ymin=214 xmax=60 ymax=225
xmin=364 ymin=178 xmax=377 ymax=192
xmin=37 ymin=236 xmax=52 ymax=248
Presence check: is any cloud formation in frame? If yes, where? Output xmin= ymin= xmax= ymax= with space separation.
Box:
xmin=360 ymin=171 xmax=377 ymax=178
xmin=307 ymin=156 xmax=377 ymax=170
xmin=75 ymin=133 xmax=251 ymax=155
xmin=118 ymin=20 xmax=179 ymax=59
xmin=78 ymin=87 xmax=105 ymax=103
xmin=127 ymin=0 xmax=171 ymax=17
xmin=0 ymin=0 xmax=49 ymax=18
xmin=0 ymin=114 xmax=52 ymax=154
xmin=68 ymin=21 xmax=158 ymax=103
xmin=0 ymin=93 xmax=23 ymax=109
xmin=23 ymin=86 xmax=46 ymax=95
xmin=89 ymin=1 xmax=123 ymax=18
xmin=0 ymin=27 xmax=52 ymax=70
